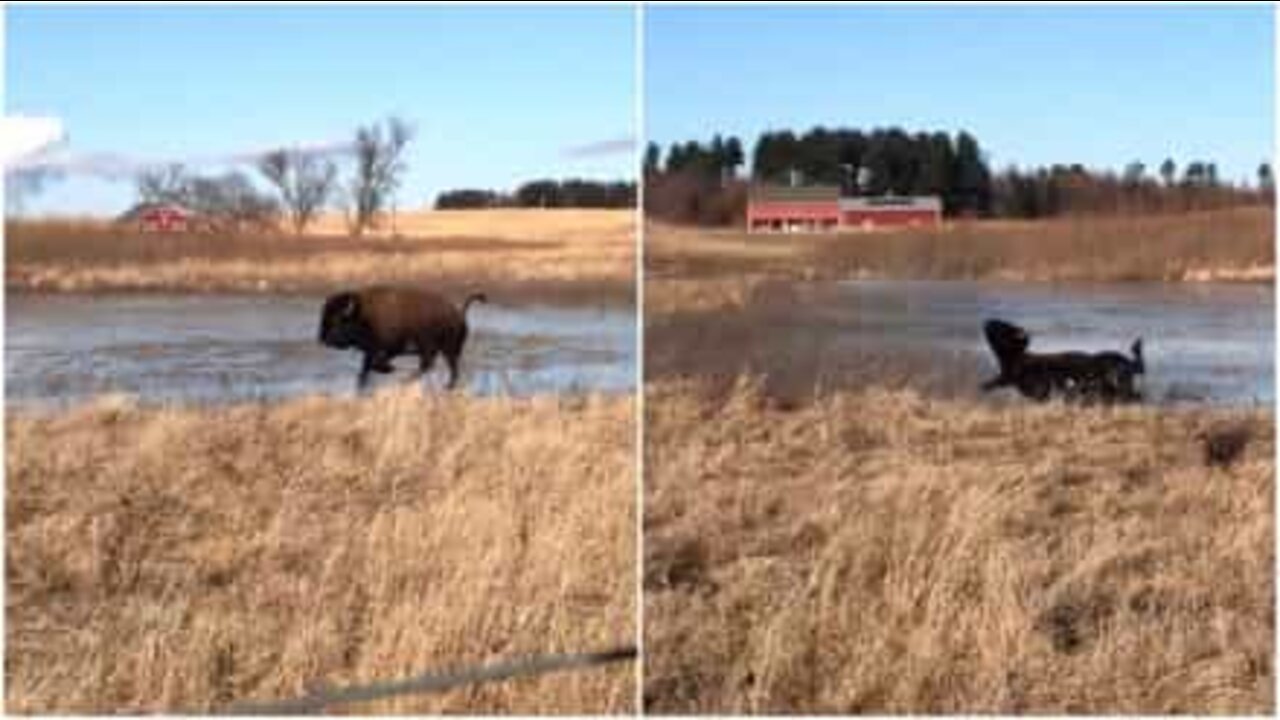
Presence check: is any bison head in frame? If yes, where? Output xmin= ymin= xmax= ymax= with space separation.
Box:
xmin=319 ymin=292 xmax=364 ymax=349
xmin=983 ymin=318 xmax=1031 ymax=370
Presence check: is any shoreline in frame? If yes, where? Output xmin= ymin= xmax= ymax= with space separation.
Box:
xmin=5 ymin=275 xmax=637 ymax=309
xmin=5 ymin=385 xmax=640 ymax=419
xmin=5 ymin=209 xmax=637 ymax=308
xmin=647 ymin=266 xmax=1276 ymax=286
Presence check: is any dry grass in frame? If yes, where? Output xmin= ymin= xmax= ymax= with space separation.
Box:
xmin=644 ymin=378 xmax=1274 ymax=714
xmin=6 ymin=388 xmax=636 ymax=714
xmin=5 ymin=209 xmax=635 ymax=304
xmin=647 ymin=207 xmax=1274 ymax=284
xmin=311 ymin=208 xmax=635 ymax=243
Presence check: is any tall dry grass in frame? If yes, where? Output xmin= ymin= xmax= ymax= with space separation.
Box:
xmin=311 ymin=208 xmax=635 ymax=243
xmin=5 ymin=209 xmax=634 ymax=303
xmin=644 ymin=378 xmax=1274 ymax=713
xmin=6 ymin=388 xmax=635 ymax=713
xmin=647 ymin=207 xmax=1274 ymax=284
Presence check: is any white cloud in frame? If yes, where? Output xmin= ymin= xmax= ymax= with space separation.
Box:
xmin=1 ymin=115 xmax=67 ymax=166
xmin=4 ymin=115 xmax=355 ymax=179
xmin=562 ymin=136 xmax=635 ymax=159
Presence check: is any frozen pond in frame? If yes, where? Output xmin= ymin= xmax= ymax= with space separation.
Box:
xmin=6 ymin=293 xmax=636 ymax=408
xmin=647 ymin=280 xmax=1273 ymax=407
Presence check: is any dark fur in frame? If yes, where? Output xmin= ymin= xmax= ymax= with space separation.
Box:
xmin=1198 ymin=424 xmax=1251 ymax=469
xmin=981 ymin=319 xmax=1144 ymax=403
xmin=319 ymin=285 xmax=486 ymax=390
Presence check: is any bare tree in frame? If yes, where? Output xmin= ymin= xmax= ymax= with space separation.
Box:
xmin=131 ymin=164 xmax=279 ymax=233
xmin=187 ymin=171 xmax=280 ymax=233
xmin=136 ymin=163 xmax=191 ymax=206
xmin=259 ymin=150 xmax=337 ymax=234
xmin=349 ymin=117 xmax=414 ymax=236
xmin=5 ymin=166 xmax=62 ymax=217
xmin=1159 ymin=158 xmax=1177 ymax=188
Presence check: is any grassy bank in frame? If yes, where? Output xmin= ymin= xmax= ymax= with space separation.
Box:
xmin=5 ymin=209 xmax=635 ymax=305
xmin=6 ymin=388 xmax=635 ymax=713
xmin=644 ymin=379 xmax=1274 ymax=713
xmin=647 ymin=207 xmax=1274 ymax=284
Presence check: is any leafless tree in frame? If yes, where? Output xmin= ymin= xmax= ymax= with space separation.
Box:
xmin=349 ymin=117 xmax=414 ymax=236
xmin=187 ymin=171 xmax=280 ymax=233
xmin=133 ymin=165 xmax=279 ymax=233
xmin=136 ymin=163 xmax=191 ymax=206
xmin=5 ymin=166 xmax=62 ymax=217
xmin=259 ymin=150 xmax=338 ymax=234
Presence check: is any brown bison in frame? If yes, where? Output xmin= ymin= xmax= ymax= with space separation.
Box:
xmin=319 ymin=285 xmax=486 ymax=390
xmin=981 ymin=318 xmax=1145 ymax=404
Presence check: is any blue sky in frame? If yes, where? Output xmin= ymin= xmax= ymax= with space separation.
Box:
xmin=646 ymin=5 xmax=1274 ymax=185
xmin=6 ymin=5 xmax=637 ymax=216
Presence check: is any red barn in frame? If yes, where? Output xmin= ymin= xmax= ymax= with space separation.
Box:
xmin=140 ymin=203 xmax=191 ymax=233
xmin=747 ymin=185 xmax=840 ymax=233
xmin=838 ymin=196 xmax=942 ymax=229
xmin=119 ymin=202 xmax=193 ymax=233
xmin=747 ymin=185 xmax=943 ymax=233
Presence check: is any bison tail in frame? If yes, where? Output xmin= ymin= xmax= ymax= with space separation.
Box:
xmin=1131 ymin=338 xmax=1145 ymax=372
xmin=462 ymin=292 xmax=488 ymax=314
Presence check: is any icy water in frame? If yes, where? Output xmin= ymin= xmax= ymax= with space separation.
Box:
xmin=647 ymin=279 xmax=1273 ymax=407
xmin=814 ymin=280 xmax=1273 ymax=406
xmin=6 ymin=293 xmax=635 ymax=408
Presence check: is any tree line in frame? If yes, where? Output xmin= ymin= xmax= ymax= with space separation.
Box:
xmin=645 ymin=127 xmax=1272 ymax=226
xmin=993 ymin=159 xmax=1272 ymax=218
xmin=435 ymin=179 xmax=636 ymax=209
xmin=132 ymin=117 xmax=413 ymax=236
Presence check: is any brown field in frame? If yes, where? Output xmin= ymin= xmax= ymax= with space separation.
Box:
xmin=5 ymin=209 xmax=635 ymax=305
xmin=6 ymin=388 xmax=635 ymax=713
xmin=310 ymin=207 xmax=634 ymax=243
xmin=647 ymin=207 xmax=1274 ymax=284
xmin=644 ymin=378 xmax=1274 ymax=714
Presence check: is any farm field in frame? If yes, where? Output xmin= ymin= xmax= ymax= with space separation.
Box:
xmin=646 ymin=207 xmax=1274 ymax=285
xmin=6 ymin=209 xmax=635 ymax=306
xmin=643 ymin=378 xmax=1274 ymax=713
xmin=6 ymin=388 xmax=636 ymax=713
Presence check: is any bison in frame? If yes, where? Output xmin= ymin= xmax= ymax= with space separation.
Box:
xmin=319 ymin=285 xmax=486 ymax=390
xmin=981 ymin=318 xmax=1145 ymax=404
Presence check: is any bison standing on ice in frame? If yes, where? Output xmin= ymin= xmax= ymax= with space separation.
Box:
xmin=318 ymin=285 xmax=486 ymax=390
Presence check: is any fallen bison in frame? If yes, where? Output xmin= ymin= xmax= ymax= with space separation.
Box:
xmin=981 ymin=318 xmax=1145 ymax=404
xmin=319 ymin=285 xmax=487 ymax=390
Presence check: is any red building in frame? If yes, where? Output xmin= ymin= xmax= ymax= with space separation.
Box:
xmin=120 ymin=202 xmax=193 ymax=233
xmin=137 ymin=203 xmax=192 ymax=233
xmin=747 ymin=185 xmax=942 ymax=233
xmin=838 ymin=196 xmax=942 ymax=229
xmin=747 ymin=185 xmax=839 ymax=233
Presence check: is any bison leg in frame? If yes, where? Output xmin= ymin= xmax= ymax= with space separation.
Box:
xmin=358 ymin=353 xmax=375 ymax=391
xmin=444 ymin=350 xmax=462 ymax=390
xmin=441 ymin=328 xmax=467 ymax=390
xmin=359 ymin=351 xmax=395 ymax=390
